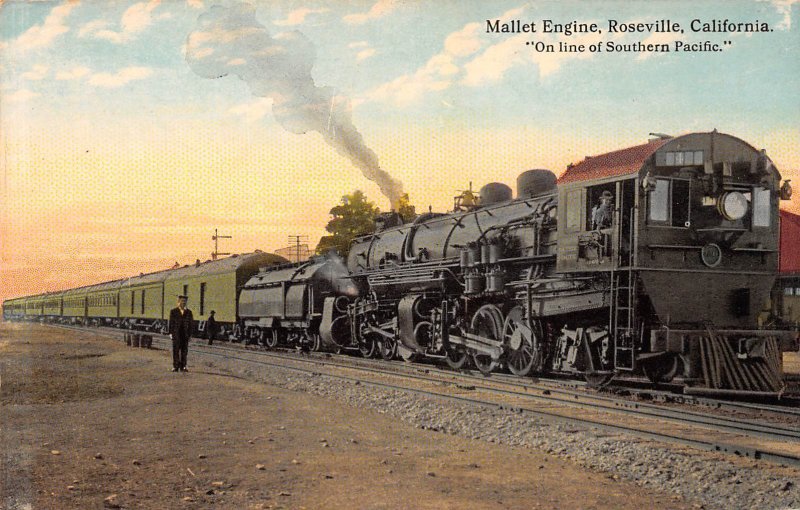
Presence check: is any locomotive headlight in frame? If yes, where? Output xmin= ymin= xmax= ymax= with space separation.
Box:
xmin=717 ymin=192 xmax=748 ymax=221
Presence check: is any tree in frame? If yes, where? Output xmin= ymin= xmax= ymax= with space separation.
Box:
xmin=315 ymin=190 xmax=380 ymax=258
xmin=396 ymin=193 xmax=417 ymax=223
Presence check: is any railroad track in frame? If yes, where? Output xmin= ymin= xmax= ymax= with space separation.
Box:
xmin=51 ymin=324 xmax=800 ymax=469
xmin=53 ymin=323 xmax=800 ymax=416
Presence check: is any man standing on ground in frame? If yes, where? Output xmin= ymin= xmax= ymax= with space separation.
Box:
xmin=169 ymin=295 xmax=193 ymax=372
xmin=206 ymin=310 xmax=218 ymax=346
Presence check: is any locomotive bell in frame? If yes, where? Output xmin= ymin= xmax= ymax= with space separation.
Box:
xmin=781 ymin=180 xmax=792 ymax=200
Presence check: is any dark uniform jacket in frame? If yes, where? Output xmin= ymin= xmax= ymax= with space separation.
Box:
xmin=169 ymin=307 xmax=194 ymax=340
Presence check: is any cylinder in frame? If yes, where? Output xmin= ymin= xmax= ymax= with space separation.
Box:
xmin=465 ymin=273 xmax=485 ymax=294
xmin=489 ymin=243 xmax=502 ymax=263
xmin=467 ymin=243 xmax=481 ymax=267
xmin=480 ymin=243 xmax=491 ymax=265
xmin=460 ymin=248 xmax=470 ymax=268
xmin=486 ymin=270 xmax=506 ymax=293
xmin=517 ymin=169 xmax=557 ymax=199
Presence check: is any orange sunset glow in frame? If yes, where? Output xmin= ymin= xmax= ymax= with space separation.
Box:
xmin=2 ymin=1 xmax=798 ymax=304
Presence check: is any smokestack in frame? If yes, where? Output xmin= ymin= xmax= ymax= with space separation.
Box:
xmin=186 ymin=3 xmax=403 ymax=208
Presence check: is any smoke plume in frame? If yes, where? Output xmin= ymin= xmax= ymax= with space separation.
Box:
xmin=186 ymin=3 xmax=403 ymax=208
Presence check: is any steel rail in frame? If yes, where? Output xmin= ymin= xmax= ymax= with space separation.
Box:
xmin=180 ymin=339 xmax=800 ymax=443
xmin=45 ymin=324 xmax=800 ymax=468
xmin=52 ymin=323 xmax=800 ymax=420
xmin=167 ymin=337 xmax=800 ymax=469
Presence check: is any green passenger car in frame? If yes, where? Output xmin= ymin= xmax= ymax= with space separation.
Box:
xmin=86 ymin=280 xmax=123 ymax=326
xmin=119 ymin=270 xmax=170 ymax=331
xmin=26 ymin=294 xmax=44 ymax=319
xmin=62 ymin=287 xmax=88 ymax=323
xmin=163 ymin=251 xmax=286 ymax=339
xmin=2 ymin=297 xmax=26 ymax=321
xmin=42 ymin=291 xmax=63 ymax=319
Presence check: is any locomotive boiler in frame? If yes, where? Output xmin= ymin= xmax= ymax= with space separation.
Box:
xmin=323 ymin=131 xmax=798 ymax=394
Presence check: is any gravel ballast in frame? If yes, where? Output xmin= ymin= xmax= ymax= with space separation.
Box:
xmin=203 ymin=348 xmax=800 ymax=510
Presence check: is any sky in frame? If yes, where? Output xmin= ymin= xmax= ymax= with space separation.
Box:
xmin=1 ymin=0 xmax=798 ymax=302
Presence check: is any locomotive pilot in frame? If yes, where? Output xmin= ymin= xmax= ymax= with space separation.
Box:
xmin=591 ymin=190 xmax=614 ymax=230
xmin=168 ymin=295 xmax=194 ymax=372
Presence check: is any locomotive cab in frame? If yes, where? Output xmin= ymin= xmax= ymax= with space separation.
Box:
xmin=555 ymin=131 xmax=797 ymax=392
xmin=556 ymin=177 xmax=638 ymax=272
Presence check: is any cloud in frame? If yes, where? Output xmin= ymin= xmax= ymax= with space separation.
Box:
xmin=365 ymin=5 xmax=647 ymax=105
xmin=55 ymin=66 xmax=92 ymax=80
xmin=348 ymin=41 xmax=369 ymax=49
xmin=366 ymin=54 xmax=456 ymax=106
xmin=443 ymin=22 xmax=483 ymax=57
xmin=5 ymin=89 xmax=40 ymax=103
xmin=343 ymin=0 xmax=397 ymax=25
xmin=460 ymin=35 xmax=526 ymax=86
xmin=227 ymin=97 xmax=273 ymax=122
xmin=187 ymin=0 xmax=204 ymax=9
xmin=356 ymin=48 xmax=376 ymax=61
xmin=79 ymin=19 xmax=110 ymax=38
xmin=87 ymin=67 xmax=153 ymax=88
xmin=21 ymin=65 xmax=49 ymax=81
xmin=362 ymin=18 xmax=491 ymax=106
xmin=274 ymin=7 xmax=328 ymax=26
xmin=13 ymin=2 xmax=78 ymax=52
xmin=80 ymin=0 xmax=162 ymax=44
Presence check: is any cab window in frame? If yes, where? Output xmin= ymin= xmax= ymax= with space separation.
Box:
xmin=648 ymin=179 xmax=669 ymax=222
xmin=648 ymin=178 xmax=690 ymax=227
xmin=566 ymin=189 xmax=582 ymax=232
xmin=751 ymin=187 xmax=770 ymax=227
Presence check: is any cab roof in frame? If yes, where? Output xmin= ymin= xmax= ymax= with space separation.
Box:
xmin=557 ymin=138 xmax=670 ymax=185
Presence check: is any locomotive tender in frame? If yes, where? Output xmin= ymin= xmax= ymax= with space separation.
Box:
xmin=3 ymin=131 xmax=797 ymax=396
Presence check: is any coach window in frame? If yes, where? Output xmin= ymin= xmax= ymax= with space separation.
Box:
xmin=141 ymin=289 xmax=145 ymax=314
xmin=130 ymin=291 xmax=135 ymax=314
xmin=200 ymin=282 xmax=206 ymax=315
xmin=752 ymin=187 xmax=771 ymax=227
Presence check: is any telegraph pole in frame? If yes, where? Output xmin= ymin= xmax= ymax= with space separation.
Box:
xmin=288 ymin=235 xmax=308 ymax=263
xmin=212 ymin=228 xmax=232 ymax=260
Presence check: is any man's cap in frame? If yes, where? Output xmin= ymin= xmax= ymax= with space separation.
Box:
xmin=210 ymin=310 xmax=215 ymax=314
xmin=177 ymin=294 xmax=188 ymax=299
xmin=601 ymin=190 xmax=613 ymax=199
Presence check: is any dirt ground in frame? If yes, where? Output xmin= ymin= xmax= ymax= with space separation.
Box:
xmin=1 ymin=322 xmax=701 ymax=509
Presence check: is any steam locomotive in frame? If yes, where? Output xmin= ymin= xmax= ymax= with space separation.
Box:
xmin=241 ymin=130 xmax=797 ymax=395
xmin=5 ymin=131 xmax=798 ymax=396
